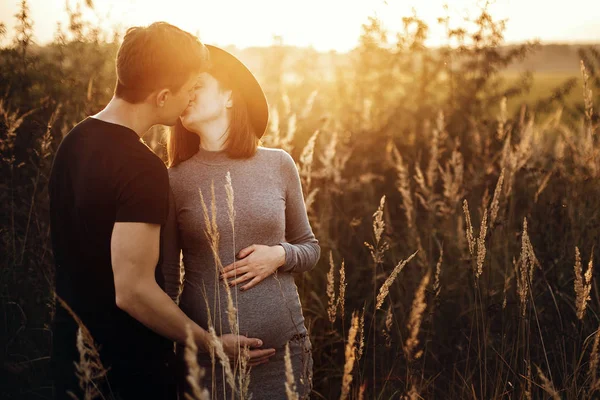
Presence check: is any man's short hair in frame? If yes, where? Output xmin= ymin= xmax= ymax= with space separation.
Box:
xmin=114 ymin=22 xmax=209 ymax=103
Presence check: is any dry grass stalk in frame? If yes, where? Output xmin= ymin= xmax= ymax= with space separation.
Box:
xmin=376 ymin=250 xmax=418 ymax=310
xmin=237 ymin=345 xmax=251 ymax=399
xmin=440 ymin=142 xmax=464 ymax=213
xmin=304 ymin=188 xmax=320 ymax=214
xmin=489 ymin=168 xmax=505 ymax=228
xmin=373 ymin=195 xmax=386 ymax=245
xmin=326 ymin=251 xmax=337 ymax=324
xmin=340 ymin=311 xmax=359 ymax=400
xmin=391 ymin=145 xmax=415 ymax=229
xmin=405 ymin=383 xmax=420 ymax=400
xmin=357 ymin=306 xmax=366 ymax=361
xmin=357 ymin=383 xmax=366 ymax=400
xmin=208 ymin=327 xmax=236 ymax=392
xmin=581 ymin=60 xmax=594 ymax=126
xmin=433 ymin=248 xmax=443 ymax=301
xmin=534 ymin=169 xmax=553 ymax=203
xmin=338 ymin=259 xmax=347 ymax=319
xmin=426 ymin=112 xmax=442 ymax=189
xmin=184 ymin=324 xmax=210 ymax=400
xmin=298 ymin=130 xmax=319 ymax=191
xmin=589 ymin=324 xmax=600 ymax=392
xmin=575 ymin=247 xmax=594 ymax=320
xmin=475 ymin=207 xmax=489 ymax=279
xmin=56 ymin=297 xmax=106 ymax=400
xmin=525 ymin=360 xmax=532 ymax=400
xmin=199 ymin=184 xmax=238 ymax=334
xmin=536 ymin=365 xmax=561 ymax=400
xmin=502 ymin=267 xmax=513 ymax=310
xmin=404 ymin=270 xmax=431 ymax=361
xmin=383 ymin=305 xmax=393 ymax=347
xmin=497 ymin=96 xmax=508 ymax=140
xmin=463 ymin=200 xmax=475 ymax=256
xmin=365 ymin=195 xmax=389 ymax=265
xmin=284 ymin=342 xmax=299 ymax=400
xmin=516 ymin=218 xmax=536 ymax=317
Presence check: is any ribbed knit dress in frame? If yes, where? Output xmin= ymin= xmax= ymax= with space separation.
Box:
xmin=161 ymin=146 xmax=320 ymax=399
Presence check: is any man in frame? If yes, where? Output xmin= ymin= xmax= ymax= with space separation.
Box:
xmin=49 ymin=22 xmax=274 ymax=399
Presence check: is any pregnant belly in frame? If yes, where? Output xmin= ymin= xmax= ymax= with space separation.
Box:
xmin=180 ymin=273 xmax=307 ymax=349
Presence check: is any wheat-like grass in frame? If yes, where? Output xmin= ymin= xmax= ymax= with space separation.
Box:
xmin=56 ymin=297 xmax=106 ymax=400
xmin=376 ymin=250 xmax=418 ymax=310
xmin=489 ymin=168 xmax=505 ymax=228
xmin=326 ymin=251 xmax=337 ymax=324
xmin=383 ymin=304 xmax=393 ymax=347
xmin=426 ymin=112 xmax=442 ymax=189
xmin=340 ymin=311 xmax=359 ymax=400
xmin=357 ymin=306 xmax=366 ymax=362
xmin=516 ymin=218 xmax=538 ymax=317
xmin=184 ymin=324 xmax=210 ymax=400
xmin=575 ymin=247 xmax=594 ymax=320
xmin=365 ymin=195 xmax=389 ymax=265
xmin=357 ymin=383 xmax=366 ymax=400
xmin=391 ymin=145 xmax=415 ymax=229
xmin=581 ymin=60 xmax=594 ymax=126
xmin=405 ymin=383 xmax=420 ymax=400
xmin=536 ymin=365 xmax=561 ymax=400
xmin=525 ymin=360 xmax=532 ymax=400
xmin=299 ymin=130 xmax=319 ymax=191
xmin=440 ymin=142 xmax=464 ymax=213
xmin=475 ymin=207 xmax=489 ymax=279
xmin=433 ymin=248 xmax=443 ymax=302
xmin=404 ymin=270 xmax=431 ymax=361
xmin=199 ymin=183 xmax=238 ymax=335
xmin=462 ymin=200 xmax=475 ymax=256
xmin=338 ymin=259 xmax=346 ymax=319
xmin=497 ymin=96 xmax=508 ymax=140
xmin=284 ymin=342 xmax=299 ymax=400
xmin=208 ymin=327 xmax=236 ymax=393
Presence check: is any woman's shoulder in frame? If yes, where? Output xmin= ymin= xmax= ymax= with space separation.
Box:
xmin=255 ymin=146 xmax=294 ymax=165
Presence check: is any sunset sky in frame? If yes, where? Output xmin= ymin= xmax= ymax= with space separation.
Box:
xmin=1 ymin=0 xmax=599 ymax=51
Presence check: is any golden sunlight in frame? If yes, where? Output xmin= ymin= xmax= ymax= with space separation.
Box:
xmin=1 ymin=0 xmax=599 ymax=51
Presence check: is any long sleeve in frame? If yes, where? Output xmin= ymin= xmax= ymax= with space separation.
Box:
xmin=278 ymin=150 xmax=321 ymax=273
xmin=160 ymin=187 xmax=183 ymax=302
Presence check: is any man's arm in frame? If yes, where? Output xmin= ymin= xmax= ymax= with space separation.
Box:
xmin=111 ymin=221 xmax=275 ymax=364
xmin=112 ymin=221 xmax=209 ymax=347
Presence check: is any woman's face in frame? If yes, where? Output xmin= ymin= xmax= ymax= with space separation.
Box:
xmin=180 ymin=72 xmax=232 ymax=133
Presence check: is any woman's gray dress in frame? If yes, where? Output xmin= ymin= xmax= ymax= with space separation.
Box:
xmin=161 ymin=147 xmax=320 ymax=399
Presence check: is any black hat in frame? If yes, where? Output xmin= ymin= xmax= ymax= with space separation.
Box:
xmin=206 ymin=45 xmax=269 ymax=139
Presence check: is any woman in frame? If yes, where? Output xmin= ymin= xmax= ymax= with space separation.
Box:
xmin=161 ymin=45 xmax=319 ymax=399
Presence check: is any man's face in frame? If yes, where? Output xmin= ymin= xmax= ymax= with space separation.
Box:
xmin=159 ymin=72 xmax=201 ymax=126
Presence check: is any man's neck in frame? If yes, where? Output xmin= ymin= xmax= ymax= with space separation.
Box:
xmin=92 ymin=97 xmax=156 ymax=138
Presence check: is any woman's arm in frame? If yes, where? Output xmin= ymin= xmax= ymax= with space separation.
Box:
xmin=278 ymin=150 xmax=321 ymax=273
xmin=160 ymin=188 xmax=183 ymax=302
xmin=220 ymin=150 xmax=321 ymax=289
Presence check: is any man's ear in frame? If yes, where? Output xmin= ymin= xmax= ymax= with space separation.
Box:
xmin=156 ymin=89 xmax=170 ymax=107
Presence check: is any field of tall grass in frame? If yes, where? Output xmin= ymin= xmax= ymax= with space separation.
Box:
xmin=2 ymin=1 xmax=600 ymax=399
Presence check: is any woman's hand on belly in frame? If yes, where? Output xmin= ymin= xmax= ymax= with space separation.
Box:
xmin=220 ymin=244 xmax=286 ymax=291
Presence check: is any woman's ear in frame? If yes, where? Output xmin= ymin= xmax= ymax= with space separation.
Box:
xmin=156 ymin=89 xmax=170 ymax=107
xmin=225 ymin=90 xmax=233 ymax=109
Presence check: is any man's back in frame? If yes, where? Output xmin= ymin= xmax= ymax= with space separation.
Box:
xmin=49 ymin=117 xmax=174 ymax=398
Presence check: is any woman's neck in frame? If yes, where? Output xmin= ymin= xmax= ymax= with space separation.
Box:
xmin=197 ymin=115 xmax=229 ymax=151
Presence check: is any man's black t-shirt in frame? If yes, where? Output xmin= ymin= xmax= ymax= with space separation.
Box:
xmin=49 ymin=117 xmax=175 ymax=397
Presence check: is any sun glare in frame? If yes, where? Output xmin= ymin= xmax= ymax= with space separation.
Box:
xmin=1 ymin=0 xmax=599 ymax=50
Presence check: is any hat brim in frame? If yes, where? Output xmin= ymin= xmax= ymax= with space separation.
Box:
xmin=206 ymin=45 xmax=269 ymax=139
